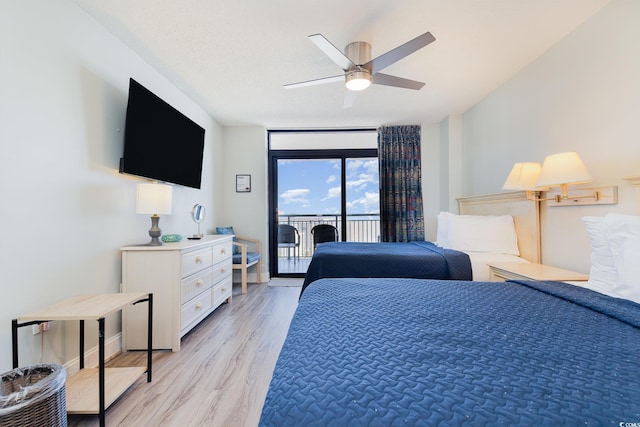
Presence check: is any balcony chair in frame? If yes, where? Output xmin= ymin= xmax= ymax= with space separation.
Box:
xmin=215 ymin=226 xmax=262 ymax=294
xmin=311 ymin=224 xmax=339 ymax=249
xmin=277 ymin=224 xmax=300 ymax=260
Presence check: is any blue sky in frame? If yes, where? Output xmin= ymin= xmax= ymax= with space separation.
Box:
xmin=277 ymin=158 xmax=379 ymax=215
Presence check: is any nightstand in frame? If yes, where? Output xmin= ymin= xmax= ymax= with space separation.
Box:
xmin=488 ymin=262 xmax=589 ymax=282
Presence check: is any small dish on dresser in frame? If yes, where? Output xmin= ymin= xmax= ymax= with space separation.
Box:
xmin=161 ymin=234 xmax=182 ymax=243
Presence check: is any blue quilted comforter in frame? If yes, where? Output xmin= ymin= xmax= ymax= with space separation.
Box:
xmin=260 ymin=278 xmax=640 ymax=426
xmin=301 ymin=242 xmax=471 ymax=296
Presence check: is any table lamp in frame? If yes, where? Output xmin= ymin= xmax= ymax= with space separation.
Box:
xmin=136 ymin=183 xmax=173 ymax=246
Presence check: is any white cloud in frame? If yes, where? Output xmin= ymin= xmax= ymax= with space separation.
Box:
xmin=346 ymin=159 xmax=379 ymax=192
xmin=326 ymin=175 xmax=336 ymax=184
xmin=322 ymin=186 xmax=341 ymax=200
xmin=346 ymin=191 xmax=380 ymax=213
xmin=348 ymin=159 xmax=378 ymax=175
xmin=347 ymin=173 xmax=378 ymax=192
xmin=280 ymin=188 xmax=310 ymax=206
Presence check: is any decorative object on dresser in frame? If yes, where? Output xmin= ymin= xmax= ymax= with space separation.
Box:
xmin=190 ymin=204 xmax=206 ymax=239
xmin=216 ymin=226 xmax=262 ymax=294
xmin=121 ymin=235 xmax=232 ymax=352
xmin=136 ymin=183 xmax=173 ymax=246
xmin=488 ymin=262 xmax=588 ymax=282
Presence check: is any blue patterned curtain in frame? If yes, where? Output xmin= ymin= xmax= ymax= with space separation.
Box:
xmin=378 ymin=125 xmax=425 ymax=242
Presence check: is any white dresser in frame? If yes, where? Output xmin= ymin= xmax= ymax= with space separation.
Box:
xmin=121 ymin=235 xmax=233 ymax=351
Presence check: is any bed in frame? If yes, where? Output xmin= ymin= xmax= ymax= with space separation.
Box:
xmin=301 ymin=191 xmax=540 ymax=294
xmin=260 ymin=277 xmax=640 ymax=426
xmin=302 ymin=241 xmax=473 ymax=294
xmin=261 ymin=210 xmax=640 ymax=425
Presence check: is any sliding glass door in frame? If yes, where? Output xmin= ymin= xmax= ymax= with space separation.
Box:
xmin=268 ymin=130 xmax=379 ymax=277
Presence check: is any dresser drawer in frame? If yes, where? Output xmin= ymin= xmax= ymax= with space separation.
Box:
xmin=182 ymin=247 xmax=213 ymax=277
xmin=212 ymin=259 xmax=232 ymax=283
xmin=181 ymin=288 xmax=213 ymax=332
xmin=212 ymin=276 xmax=232 ymax=308
xmin=212 ymin=241 xmax=233 ymax=264
xmin=181 ymin=267 xmax=213 ymax=304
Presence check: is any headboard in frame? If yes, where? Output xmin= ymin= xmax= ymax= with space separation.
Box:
xmin=457 ymin=191 xmax=541 ymax=263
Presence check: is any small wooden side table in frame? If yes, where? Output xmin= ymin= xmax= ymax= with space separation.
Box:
xmin=11 ymin=293 xmax=152 ymax=427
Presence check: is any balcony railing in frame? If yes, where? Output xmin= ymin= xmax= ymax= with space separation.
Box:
xmin=278 ymin=214 xmax=381 ymax=258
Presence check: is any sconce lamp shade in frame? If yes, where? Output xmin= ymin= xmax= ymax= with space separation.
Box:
xmin=502 ymin=162 xmax=542 ymax=190
xmin=535 ymin=152 xmax=593 ymax=188
xmin=136 ymin=183 xmax=173 ymax=215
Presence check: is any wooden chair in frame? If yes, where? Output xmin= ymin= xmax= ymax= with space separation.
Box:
xmin=216 ymin=227 xmax=262 ymax=294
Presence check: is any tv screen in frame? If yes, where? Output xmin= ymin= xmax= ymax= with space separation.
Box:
xmin=121 ymin=78 xmax=205 ymax=189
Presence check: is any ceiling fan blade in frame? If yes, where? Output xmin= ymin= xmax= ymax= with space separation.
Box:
xmin=284 ymin=74 xmax=344 ymax=89
xmin=343 ymin=89 xmax=356 ymax=108
xmin=366 ymin=32 xmax=435 ymax=74
xmin=308 ymin=34 xmax=355 ymax=71
xmin=372 ymin=73 xmax=425 ymax=90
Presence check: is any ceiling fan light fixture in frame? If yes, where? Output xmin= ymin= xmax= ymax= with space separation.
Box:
xmin=345 ymin=69 xmax=372 ymax=91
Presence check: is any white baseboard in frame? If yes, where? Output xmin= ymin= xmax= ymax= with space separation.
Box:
xmin=232 ymin=271 xmax=270 ymax=284
xmin=64 ymin=333 xmax=122 ymax=376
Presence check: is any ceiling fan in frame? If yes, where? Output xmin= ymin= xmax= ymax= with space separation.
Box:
xmin=284 ymin=31 xmax=436 ymax=95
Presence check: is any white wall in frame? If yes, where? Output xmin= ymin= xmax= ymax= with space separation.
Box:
xmin=221 ymin=126 xmax=269 ymax=280
xmin=0 ymin=0 xmax=223 ymax=371
xmin=457 ymin=0 xmax=640 ymax=272
xmin=421 ymin=123 xmax=441 ymax=242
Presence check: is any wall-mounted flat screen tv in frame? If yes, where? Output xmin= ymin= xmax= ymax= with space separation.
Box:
xmin=120 ymin=78 xmax=205 ymax=189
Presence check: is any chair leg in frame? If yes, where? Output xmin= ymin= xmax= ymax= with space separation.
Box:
xmin=256 ymin=261 xmax=262 ymax=284
xmin=241 ymin=267 xmax=247 ymax=294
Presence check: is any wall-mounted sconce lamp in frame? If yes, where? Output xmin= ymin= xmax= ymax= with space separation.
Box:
xmin=536 ymin=151 xmax=598 ymax=202
xmin=502 ymin=162 xmax=543 ymax=200
xmin=503 ymin=152 xmax=613 ymax=205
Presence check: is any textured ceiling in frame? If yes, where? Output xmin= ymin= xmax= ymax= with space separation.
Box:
xmin=74 ymin=0 xmax=611 ymax=128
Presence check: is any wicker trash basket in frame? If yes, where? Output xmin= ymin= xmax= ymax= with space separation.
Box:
xmin=0 ymin=364 xmax=67 ymax=427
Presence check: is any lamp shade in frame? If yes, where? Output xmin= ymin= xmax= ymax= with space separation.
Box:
xmin=502 ymin=162 xmax=542 ymax=190
xmin=535 ymin=152 xmax=593 ymax=188
xmin=136 ymin=183 xmax=173 ymax=215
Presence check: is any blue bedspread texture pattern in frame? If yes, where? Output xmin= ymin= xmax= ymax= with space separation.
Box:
xmin=260 ymin=278 xmax=640 ymax=426
xmin=301 ymin=242 xmax=472 ymax=295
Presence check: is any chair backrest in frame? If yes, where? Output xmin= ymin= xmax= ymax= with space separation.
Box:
xmin=311 ymin=224 xmax=338 ymax=248
xmin=278 ymin=224 xmax=298 ymax=244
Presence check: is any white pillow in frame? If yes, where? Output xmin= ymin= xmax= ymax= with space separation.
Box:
xmin=603 ymin=213 xmax=640 ymax=304
xmin=436 ymin=212 xmax=454 ymax=247
xmin=582 ymin=216 xmax=619 ymax=296
xmin=444 ymin=214 xmax=520 ymax=256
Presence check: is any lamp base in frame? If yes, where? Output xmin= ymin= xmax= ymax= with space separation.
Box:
xmin=147 ymin=214 xmax=163 ymax=246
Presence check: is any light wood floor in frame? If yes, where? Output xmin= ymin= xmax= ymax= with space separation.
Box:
xmin=67 ymin=281 xmax=301 ymax=427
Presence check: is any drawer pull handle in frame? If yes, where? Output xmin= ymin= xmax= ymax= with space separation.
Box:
xmin=195 ymin=256 xmax=202 ymax=264
xmin=222 ymin=287 xmax=227 ymax=292
xmin=221 ymin=248 xmax=226 ymax=254
xmin=196 ymin=279 xmax=204 ymax=286
xmin=220 ymin=267 xmax=226 ymax=273
xmin=195 ymin=302 xmax=203 ymax=309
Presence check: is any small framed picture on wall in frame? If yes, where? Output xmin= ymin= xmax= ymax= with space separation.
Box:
xmin=236 ymin=174 xmax=251 ymax=192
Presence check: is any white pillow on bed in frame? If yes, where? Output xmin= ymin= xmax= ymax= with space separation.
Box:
xmin=441 ymin=213 xmax=520 ymax=256
xmin=582 ymin=214 xmax=640 ymax=303
xmin=436 ymin=212 xmax=454 ymax=247
xmin=582 ymin=216 xmax=618 ymax=295
xmin=603 ymin=213 xmax=640 ymax=304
